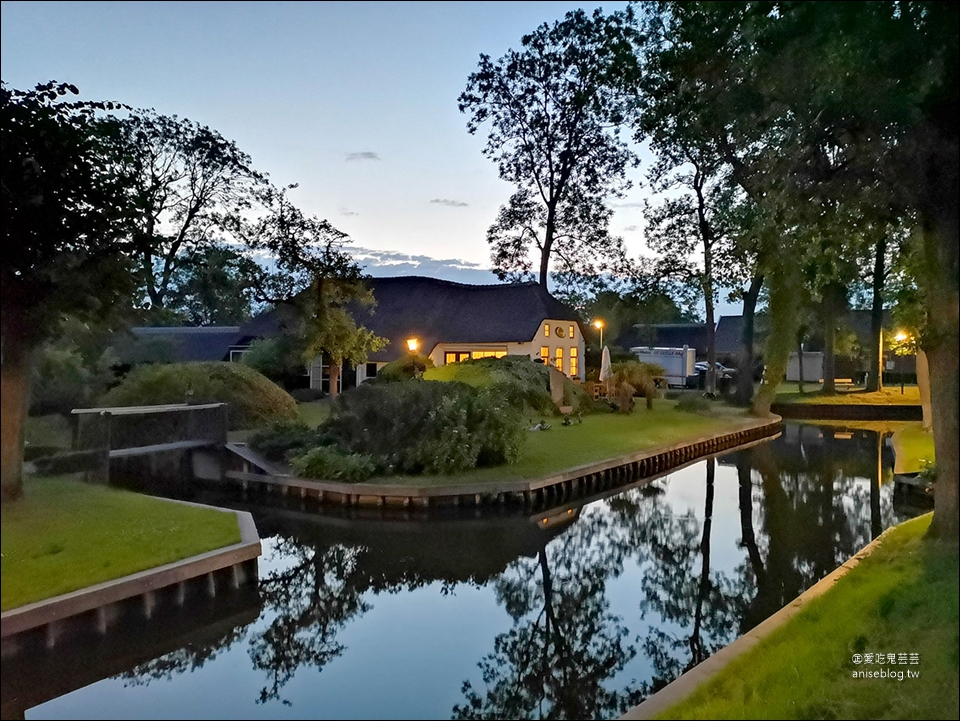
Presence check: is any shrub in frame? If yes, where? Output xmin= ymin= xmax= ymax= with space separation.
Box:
xmin=607 ymin=360 xmax=663 ymax=412
xmin=425 ymin=355 xmax=559 ymax=416
xmin=30 ymin=342 xmax=116 ymax=416
xmin=241 ymin=336 xmax=309 ymax=388
xmin=290 ymin=446 xmax=377 ymax=483
xmin=675 ymin=394 xmax=713 ymax=414
xmin=376 ymin=353 xmax=435 ymax=382
xmin=322 ymin=380 xmax=524 ymax=475
xmin=290 ymin=387 xmax=327 ymax=402
xmin=247 ymin=420 xmax=333 ymax=462
xmin=100 ymin=362 xmax=298 ymax=430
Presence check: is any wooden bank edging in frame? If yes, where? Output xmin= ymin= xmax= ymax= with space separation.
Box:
xmin=770 ymin=402 xmax=922 ymax=421
xmin=0 ymin=501 xmax=261 ymax=643
xmin=223 ymin=415 xmax=782 ymax=510
xmin=618 ymin=525 xmax=898 ymax=720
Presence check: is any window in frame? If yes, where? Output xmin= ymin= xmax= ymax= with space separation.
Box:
xmin=471 ymin=350 xmax=507 ymax=359
xmin=569 ymin=324 xmax=575 ymax=339
xmin=555 ymin=347 xmax=563 ymax=373
xmin=445 ymin=351 xmax=472 ymax=364
xmin=544 ymin=323 xmax=551 ymax=337
xmin=540 ymin=346 xmax=550 ymax=365
xmin=366 ymin=362 xmax=378 ymax=378
xmin=570 ymin=347 xmax=578 ymax=378
xmin=229 ymin=349 xmax=248 ymax=363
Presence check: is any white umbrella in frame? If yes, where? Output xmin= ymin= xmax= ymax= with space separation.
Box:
xmin=599 ymin=345 xmax=612 ymax=383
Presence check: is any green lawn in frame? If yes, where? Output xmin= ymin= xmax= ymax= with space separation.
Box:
xmin=774 ymin=384 xmax=920 ymax=405
xmin=1 ymin=475 xmax=242 ymax=611
xmin=364 ymin=401 xmax=752 ymax=487
xmin=655 ymin=513 xmax=959 ymax=720
xmin=297 ymin=398 xmax=333 ymax=427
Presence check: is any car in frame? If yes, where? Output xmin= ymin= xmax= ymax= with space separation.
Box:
xmin=695 ymin=361 xmax=737 ymax=378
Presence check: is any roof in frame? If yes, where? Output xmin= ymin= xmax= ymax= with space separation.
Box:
xmin=117 ymin=326 xmax=242 ymax=363
xmin=236 ymin=276 xmax=584 ymax=363
xmin=714 ymin=316 xmax=744 ymax=355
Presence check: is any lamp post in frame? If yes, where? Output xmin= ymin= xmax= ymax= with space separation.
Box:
xmin=406 ymin=337 xmax=419 ymax=354
xmin=593 ymin=319 xmax=604 ymax=349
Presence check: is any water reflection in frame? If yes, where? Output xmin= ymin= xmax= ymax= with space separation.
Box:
xmin=9 ymin=422 xmax=920 ymax=720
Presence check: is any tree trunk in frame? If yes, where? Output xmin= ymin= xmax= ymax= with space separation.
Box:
xmin=797 ymin=339 xmax=805 ymax=395
xmin=821 ymin=300 xmax=837 ymax=395
xmin=328 ymin=360 xmax=341 ymax=398
xmin=734 ymin=274 xmax=763 ymax=406
xmin=926 ymin=342 xmax=958 ymax=539
xmin=753 ymin=263 xmax=799 ymax=416
xmin=688 ymin=457 xmax=715 ymax=669
xmin=865 ymin=237 xmax=887 ymax=392
xmin=917 ymin=350 xmax=932 ymax=430
xmin=539 ymin=204 xmax=557 ymax=289
xmin=1 ymin=328 xmax=32 ymax=503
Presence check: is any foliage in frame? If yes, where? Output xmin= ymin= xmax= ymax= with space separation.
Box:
xmin=607 ymin=360 xmax=663 ymax=412
xmin=674 ymin=394 xmax=713 ymax=414
xmin=290 ymin=446 xmax=377 ymax=483
xmin=241 ymin=335 xmax=309 ymax=387
xmin=425 ymin=355 xmax=560 ymax=416
xmin=322 ymin=381 xmax=525 ymax=475
xmin=29 ymin=337 xmax=117 ymax=416
xmin=289 ymin=387 xmax=327 ymax=403
xmin=459 ymin=7 xmax=641 ymax=287
xmin=247 ymin=420 xmax=333 ymax=463
xmin=117 ymin=109 xmax=268 ymax=312
xmin=162 ymin=243 xmax=262 ymax=325
xmin=100 ymin=361 xmax=297 ymax=430
xmin=376 ymin=353 xmax=435 ymax=383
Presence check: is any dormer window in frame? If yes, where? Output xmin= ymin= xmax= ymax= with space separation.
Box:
xmin=544 ymin=323 xmax=550 ymax=337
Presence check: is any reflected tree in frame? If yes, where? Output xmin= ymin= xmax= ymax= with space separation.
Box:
xmin=454 ymin=510 xmax=642 ymax=720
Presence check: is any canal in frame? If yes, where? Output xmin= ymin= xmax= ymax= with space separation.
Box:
xmin=2 ymin=421 xmax=929 ymax=720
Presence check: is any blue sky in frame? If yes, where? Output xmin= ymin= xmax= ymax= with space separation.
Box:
xmin=2 ymin=1 xmax=708 ymax=302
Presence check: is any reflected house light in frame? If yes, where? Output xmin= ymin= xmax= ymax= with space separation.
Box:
xmin=406 ymin=337 xmax=419 ymax=353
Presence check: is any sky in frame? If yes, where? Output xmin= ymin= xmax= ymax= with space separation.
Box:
xmin=2 ymin=1 xmax=735 ymax=313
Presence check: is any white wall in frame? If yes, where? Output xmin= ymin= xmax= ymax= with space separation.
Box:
xmin=786 ymin=352 xmax=824 ymax=382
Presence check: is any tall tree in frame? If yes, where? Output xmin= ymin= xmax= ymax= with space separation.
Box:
xmin=641 ymin=1 xmax=958 ymax=537
xmin=1 ymin=81 xmax=139 ymax=501
xmin=164 ymin=243 xmax=262 ymax=325
xmin=119 ymin=109 xmax=268 ymax=314
xmin=233 ymin=186 xmax=386 ymax=397
xmin=459 ymin=8 xmax=641 ymax=288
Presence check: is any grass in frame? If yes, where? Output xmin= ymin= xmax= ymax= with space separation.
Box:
xmin=1 ymin=475 xmax=242 ymax=611
xmin=655 ymin=513 xmax=959 ymax=720
xmin=297 ymin=398 xmax=333 ymax=427
xmin=363 ymin=400 xmax=751 ymax=487
xmin=774 ymin=383 xmax=920 ymax=406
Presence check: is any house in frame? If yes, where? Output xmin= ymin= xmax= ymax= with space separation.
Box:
xmin=138 ymin=276 xmax=586 ymax=393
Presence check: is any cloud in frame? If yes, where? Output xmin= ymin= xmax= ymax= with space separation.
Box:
xmin=338 ymin=206 xmax=359 ymax=217
xmin=429 ymin=198 xmax=469 ymax=208
xmin=345 ymin=151 xmax=380 ymax=161
xmin=623 ymin=225 xmax=639 ymax=232
xmin=352 ymin=247 xmax=500 ymax=285
xmin=611 ymin=201 xmax=645 ymax=209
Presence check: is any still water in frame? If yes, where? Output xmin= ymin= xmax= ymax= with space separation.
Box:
xmin=4 ymin=422 xmax=927 ymax=720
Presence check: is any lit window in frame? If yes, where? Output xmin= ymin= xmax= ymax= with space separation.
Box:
xmin=570 ymin=347 xmax=578 ymax=377
xmin=569 ymin=324 xmax=575 ymax=339
xmin=555 ymin=347 xmax=563 ymax=373
xmin=540 ymin=346 xmax=550 ymax=365
xmin=544 ymin=323 xmax=551 ymax=337
xmin=471 ymin=350 xmax=507 ymax=359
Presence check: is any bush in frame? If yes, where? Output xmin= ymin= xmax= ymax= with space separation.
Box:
xmin=607 ymin=360 xmax=663 ymax=412
xmin=425 ymin=355 xmax=559 ymax=416
xmin=100 ymin=362 xmax=298 ymax=430
xmin=30 ymin=342 xmax=116 ymax=416
xmin=290 ymin=446 xmax=377 ymax=483
xmin=322 ymin=380 xmax=524 ymax=475
xmin=241 ymin=336 xmax=309 ymax=388
xmin=675 ymin=394 xmax=713 ymax=414
xmin=376 ymin=353 xmax=435 ymax=382
xmin=247 ymin=420 xmax=333 ymax=462
xmin=290 ymin=387 xmax=327 ymax=402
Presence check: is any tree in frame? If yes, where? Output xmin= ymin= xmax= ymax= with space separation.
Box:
xmin=233 ymin=186 xmax=386 ymax=397
xmin=119 ymin=109 xmax=268 ymax=314
xmin=459 ymin=8 xmax=641 ymax=289
xmin=1 ymin=81 xmax=139 ymax=501
xmin=638 ymin=2 xmax=957 ymax=536
xmin=164 ymin=243 xmax=262 ymax=325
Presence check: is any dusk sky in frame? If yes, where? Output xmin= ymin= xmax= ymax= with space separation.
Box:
xmin=2 ymin=1 xmax=710 ymax=303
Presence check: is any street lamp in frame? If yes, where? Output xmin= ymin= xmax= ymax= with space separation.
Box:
xmin=406 ymin=337 xmax=420 ymax=353
xmin=593 ymin=319 xmax=604 ymax=349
